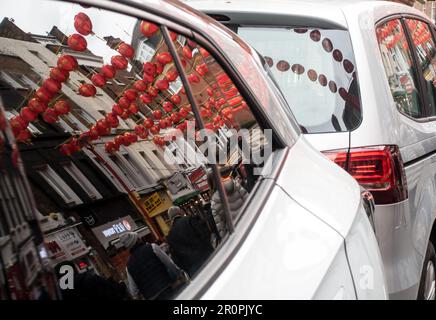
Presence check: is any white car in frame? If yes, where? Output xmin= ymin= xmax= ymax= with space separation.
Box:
xmin=190 ymin=0 xmax=436 ymax=300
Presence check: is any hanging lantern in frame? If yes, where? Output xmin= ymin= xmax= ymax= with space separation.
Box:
xmin=213 ymin=115 xmax=222 ymax=124
xmin=124 ymin=132 xmax=138 ymax=143
xmin=163 ymin=117 xmax=172 ymax=128
xmin=156 ymin=52 xmax=172 ymax=65
xmin=143 ymin=62 xmax=156 ymax=76
xmin=183 ymin=46 xmax=193 ymax=59
xmin=20 ymin=107 xmax=37 ymax=122
xmin=143 ymin=72 xmax=154 ymax=84
xmin=228 ymin=96 xmax=243 ymax=107
xmin=50 ymin=67 xmax=69 ymax=83
xmin=114 ymin=135 xmax=125 ymax=147
xmin=105 ymin=113 xmax=119 ymax=128
xmin=143 ymin=117 xmax=154 ymax=129
xmin=155 ymin=79 xmax=169 ymax=91
xmin=152 ymin=109 xmax=163 ymax=119
xmin=54 ymin=100 xmax=71 ymax=115
xmin=155 ymin=63 xmax=164 ymax=75
xmin=28 ymin=98 xmax=47 ymax=114
xmin=163 ymin=101 xmax=173 ymax=112
xmin=133 ymin=80 xmax=148 ymax=91
xmin=70 ymin=138 xmax=81 ymax=153
xmin=105 ymin=141 xmax=117 ymax=154
xmin=135 ymin=125 xmax=148 ymax=139
xmin=42 ymin=108 xmax=58 ymax=124
xmin=170 ymin=112 xmax=180 ymax=124
xmin=9 ymin=116 xmax=28 ymax=135
xmin=128 ymin=102 xmax=139 ymax=114
xmin=176 ymin=122 xmax=186 ymax=132
xmin=15 ymin=129 xmax=31 ymax=142
xmin=59 ymin=143 xmax=73 ymax=156
xmin=196 ymin=63 xmax=209 ymax=76
xmin=199 ymin=47 xmax=210 ymax=58
xmin=200 ymin=107 xmax=212 ymax=119
xmin=34 ymin=87 xmax=53 ymax=102
xmin=165 ymin=69 xmax=178 ymax=82
xmin=89 ymin=126 xmax=99 ymax=140
xmin=68 ymin=34 xmax=87 ymax=52
xmin=124 ymin=89 xmax=138 ymax=101
xmin=224 ymin=87 xmax=238 ymax=99
xmin=79 ymin=83 xmax=97 ymax=97
xmin=204 ymin=123 xmax=215 ymax=131
xmin=112 ymin=104 xmax=124 ymax=116
xmin=158 ymin=119 xmax=168 ymax=129
xmin=57 ymin=55 xmax=78 ymax=71
xmin=150 ymin=125 xmax=160 ymax=135
xmin=153 ymin=135 xmax=166 ymax=147
xmin=140 ymin=93 xmax=152 ymax=104
xmin=187 ymin=39 xmax=197 ymax=48
xmin=111 ymin=55 xmax=128 ymax=70
xmin=179 ymin=107 xmax=189 ymax=118
xmin=118 ymin=97 xmax=131 ymax=109
xmin=221 ymin=107 xmax=234 ymax=120
xmin=117 ymin=42 xmax=135 ymax=59
xmin=169 ymin=31 xmax=178 ymax=41
xmin=96 ymin=119 xmax=109 ymax=136
xmin=140 ymin=20 xmax=159 ymax=37
xmin=101 ymin=65 xmax=116 ymax=79
xmin=43 ymin=78 xmax=62 ymax=94
xmin=148 ymin=86 xmax=158 ymax=98
xmin=91 ymin=73 xmax=106 ymax=87
xmin=170 ymin=94 xmax=181 ymax=105
xmin=188 ymin=74 xmax=200 ymax=84
xmin=74 ymin=12 xmax=93 ymax=36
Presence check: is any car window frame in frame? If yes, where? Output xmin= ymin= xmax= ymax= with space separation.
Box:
xmin=375 ymin=14 xmax=436 ymax=123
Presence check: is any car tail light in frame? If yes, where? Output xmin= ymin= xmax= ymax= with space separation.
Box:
xmin=323 ymin=145 xmax=408 ymax=205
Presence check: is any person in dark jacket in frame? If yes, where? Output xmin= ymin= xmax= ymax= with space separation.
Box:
xmin=166 ymin=206 xmax=214 ymax=277
xmin=119 ymin=232 xmax=183 ymax=300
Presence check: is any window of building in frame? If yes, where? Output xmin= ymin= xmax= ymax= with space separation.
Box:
xmin=63 ymin=162 xmax=103 ymax=200
xmin=37 ymin=165 xmax=83 ymax=205
xmin=376 ymin=19 xmax=425 ymax=118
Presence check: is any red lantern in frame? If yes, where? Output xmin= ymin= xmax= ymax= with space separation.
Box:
xmin=183 ymin=46 xmax=193 ymax=59
xmin=163 ymin=102 xmax=174 ymax=112
xmin=152 ymin=109 xmax=163 ymax=119
xmin=60 ymin=143 xmax=73 ymax=156
xmin=117 ymin=42 xmax=135 ymax=59
xmin=112 ymin=104 xmax=124 ymax=116
xmin=169 ymin=31 xmax=178 ymax=41
xmin=148 ymin=86 xmax=158 ymax=98
xmin=176 ymin=122 xmax=187 ymax=132
xmin=105 ymin=142 xmax=117 ymax=154
xmin=170 ymin=94 xmax=181 ymax=105
xmin=50 ymin=67 xmax=69 ymax=83
xmin=196 ymin=63 xmax=209 ymax=76
xmin=199 ymin=47 xmax=210 ymax=58
xmin=156 ymin=52 xmax=172 ymax=65
xmin=133 ymin=80 xmax=148 ymax=91
xmin=128 ymin=102 xmax=139 ymax=114
xmin=105 ymin=113 xmax=119 ymax=128
xmin=9 ymin=116 xmax=28 ymax=135
xmin=143 ymin=117 xmax=154 ymax=129
xmin=204 ymin=123 xmax=215 ymax=131
xmin=200 ymin=107 xmax=212 ymax=119
xmin=150 ymin=125 xmax=160 ymax=135
xmin=224 ymin=87 xmax=238 ymax=98
xmin=206 ymin=88 xmax=214 ymax=97
xmin=91 ymin=73 xmax=106 ymax=87
xmin=101 ymin=65 xmax=116 ymax=79
xmin=96 ymin=119 xmax=109 ymax=136
xmin=187 ymin=39 xmax=197 ymax=48
xmin=165 ymin=69 xmax=178 ymax=82
xmin=89 ymin=126 xmax=99 ymax=140
xmin=140 ymin=93 xmax=152 ymax=104
xmin=180 ymin=88 xmax=186 ymax=95
xmin=74 ymin=12 xmax=93 ymax=36
xmin=118 ymin=97 xmax=130 ymax=109
xmin=124 ymin=89 xmax=138 ymax=101
xmin=135 ymin=125 xmax=148 ymax=139
xmin=143 ymin=73 xmax=154 ymax=84
xmin=143 ymin=62 xmax=156 ymax=76
xmin=42 ymin=108 xmax=58 ymax=124
xmin=158 ymin=119 xmax=168 ymax=129
xmin=114 ymin=135 xmax=125 ymax=147
xmin=79 ymin=83 xmax=96 ymax=97
xmin=155 ymin=63 xmax=164 ymax=75
xmin=228 ymin=96 xmax=244 ymax=107
xmin=140 ymin=20 xmax=159 ymax=37
xmin=124 ymin=132 xmax=138 ymax=143
xmin=171 ymin=112 xmax=180 ymax=124
xmin=57 ymin=55 xmax=78 ymax=71
xmin=54 ymin=100 xmax=71 ymax=115
xmin=68 ymin=34 xmax=87 ymax=52
xmin=28 ymin=98 xmax=47 ymax=113
xmin=34 ymin=87 xmax=53 ymax=103
xmin=155 ymin=79 xmax=169 ymax=91
xmin=179 ymin=107 xmax=189 ymax=118
xmin=111 ymin=55 xmax=128 ymax=70
xmin=188 ymin=74 xmax=200 ymax=84
xmin=152 ymin=135 xmax=163 ymax=146
xmin=221 ymin=107 xmax=233 ymax=119
xmin=20 ymin=107 xmax=37 ymax=122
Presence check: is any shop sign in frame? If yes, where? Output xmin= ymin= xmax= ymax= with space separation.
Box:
xmin=188 ymin=167 xmax=209 ymax=191
xmin=92 ymin=216 xmax=138 ymax=249
xmin=45 ymin=228 xmax=88 ymax=264
xmin=142 ymin=191 xmax=172 ymax=218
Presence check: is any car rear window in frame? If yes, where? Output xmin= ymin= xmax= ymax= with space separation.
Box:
xmin=235 ymin=26 xmax=362 ymax=134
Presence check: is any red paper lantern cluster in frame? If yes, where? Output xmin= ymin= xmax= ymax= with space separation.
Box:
xmin=74 ymin=12 xmax=93 ymax=36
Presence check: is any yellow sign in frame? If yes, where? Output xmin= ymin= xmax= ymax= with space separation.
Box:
xmin=142 ymin=191 xmax=172 ymax=218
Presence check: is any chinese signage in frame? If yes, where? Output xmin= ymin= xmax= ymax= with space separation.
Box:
xmin=92 ymin=216 xmax=138 ymax=249
xmin=45 ymin=227 xmax=88 ymax=264
xmin=142 ymin=191 xmax=172 ymax=218
xmin=188 ymin=167 xmax=209 ymax=191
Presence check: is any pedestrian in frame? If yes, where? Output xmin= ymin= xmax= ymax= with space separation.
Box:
xmin=119 ymin=231 xmax=185 ymax=300
xmin=166 ymin=206 xmax=214 ymax=277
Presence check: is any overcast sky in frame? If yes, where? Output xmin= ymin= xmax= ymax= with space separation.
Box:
xmin=1 ymin=0 xmax=139 ymax=63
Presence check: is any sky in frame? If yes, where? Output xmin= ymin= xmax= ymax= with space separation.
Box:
xmin=1 ymin=0 xmax=139 ymax=64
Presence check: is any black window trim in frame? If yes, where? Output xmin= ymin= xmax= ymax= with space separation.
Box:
xmin=375 ymin=13 xmax=436 ymax=122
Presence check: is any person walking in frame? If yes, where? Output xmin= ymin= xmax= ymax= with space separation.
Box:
xmin=119 ymin=232 xmax=184 ymax=300
xmin=166 ymin=206 xmax=214 ymax=277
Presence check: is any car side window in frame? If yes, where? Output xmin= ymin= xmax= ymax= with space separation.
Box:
xmin=376 ymin=19 xmax=425 ymax=118
xmin=405 ymin=19 xmax=436 ymax=116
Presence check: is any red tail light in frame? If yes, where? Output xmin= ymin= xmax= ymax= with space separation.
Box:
xmin=323 ymin=145 xmax=408 ymax=205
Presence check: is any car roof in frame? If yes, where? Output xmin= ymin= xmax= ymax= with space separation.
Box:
xmin=187 ymin=0 xmax=428 ymax=29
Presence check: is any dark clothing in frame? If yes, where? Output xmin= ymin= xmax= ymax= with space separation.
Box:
xmin=167 ymin=215 xmax=214 ymax=277
xmin=60 ymin=272 xmax=128 ymax=300
xmin=127 ymin=243 xmax=174 ymax=300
